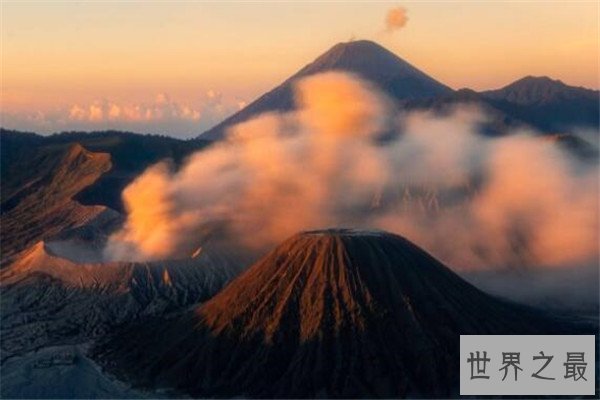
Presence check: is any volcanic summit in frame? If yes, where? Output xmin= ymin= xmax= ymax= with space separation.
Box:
xmin=201 ymin=40 xmax=451 ymax=139
xmin=96 ymin=229 xmax=580 ymax=398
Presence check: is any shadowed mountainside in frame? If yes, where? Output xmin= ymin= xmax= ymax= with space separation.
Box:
xmin=94 ymin=230 xmax=590 ymax=398
xmin=0 ymin=143 xmax=113 ymax=260
xmin=201 ymin=40 xmax=599 ymax=140
xmin=0 ymin=236 xmax=244 ymax=364
xmin=1 ymin=129 xmax=209 ymax=213
xmin=0 ymin=130 xmax=211 ymax=259
xmin=480 ymin=76 xmax=600 ymax=132
xmin=201 ymin=40 xmax=452 ymax=140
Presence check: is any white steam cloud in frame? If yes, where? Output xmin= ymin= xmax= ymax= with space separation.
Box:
xmin=105 ymin=72 xmax=598 ymax=271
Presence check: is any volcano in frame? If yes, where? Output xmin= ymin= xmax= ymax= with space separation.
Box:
xmin=201 ymin=40 xmax=451 ymax=139
xmin=0 ymin=143 xmax=112 ymax=260
xmin=95 ymin=229 xmax=582 ymax=398
xmin=199 ymin=41 xmax=599 ymax=140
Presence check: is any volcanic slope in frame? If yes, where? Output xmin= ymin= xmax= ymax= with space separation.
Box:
xmin=200 ymin=41 xmax=598 ymax=140
xmin=0 ymin=237 xmax=244 ymax=364
xmin=95 ymin=229 xmax=591 ymax=398
xmin=201 ymin=40 xmax=451 ymax=139
xmin=0 ymin=143 xmax=112 ymax=261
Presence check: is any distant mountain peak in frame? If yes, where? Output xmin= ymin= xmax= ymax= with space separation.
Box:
xmin=301 ymin=39 xmax=403 ymax=71
xmin=200 ymin=40 xmax=452 ymax=140
xmin=199 ymin=40 xmax=598 ymax=140
xmin=331 ymin=39 xmax=383 ymax=49
xmin=318 ymin=39 xmax=386 ymax=56
xmin=484 ymin=75 xmax=598 ymax=106
xmin=516 ymin=75 xmax=563 ymax=84
xmin=501 ymin=75 xmax=569 ymax=92
xmin=295 ymin=40 xmax=448 ymax=88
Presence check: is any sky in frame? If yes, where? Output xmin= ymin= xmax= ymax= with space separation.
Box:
xmin=1 ymin=1 xmax=598 ymax=138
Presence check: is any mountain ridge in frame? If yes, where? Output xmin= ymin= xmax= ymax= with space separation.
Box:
xmin=199 ymin=40 xmax=599 ymax=139
xmin=0 ymin=142 xmax=112 ymax=260
xmin=483 ymin=75 xmax=598 ymax=105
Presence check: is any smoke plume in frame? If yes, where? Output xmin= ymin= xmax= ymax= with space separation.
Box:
xmin=105 ymin=72 xmax=598 ymax=271
xmin=385 ymin=7 xmax=409 ymax=33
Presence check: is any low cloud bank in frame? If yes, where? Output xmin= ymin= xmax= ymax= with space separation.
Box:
xmin=1 ymin=91 xmax=246 ymax=138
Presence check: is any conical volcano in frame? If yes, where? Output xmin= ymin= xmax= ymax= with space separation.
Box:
xmin=200 ymin=229 xmax=539 ymax=341
xmin=96 ymin=229 xmax=579 ymax=398
xmin=294 ymin=41 xmax=451 ymax=99
xmin=201 ymin=40 xmax=451 ymax=139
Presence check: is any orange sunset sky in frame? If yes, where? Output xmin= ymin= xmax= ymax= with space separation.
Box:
xmin=1 ymin=1 xmax=598 ymax=138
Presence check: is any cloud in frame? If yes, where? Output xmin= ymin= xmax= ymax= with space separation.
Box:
xmin=0 ymin=91 xmax=246 ymax=138
xmin=104 ymin=72 xmax=598 ymax=272
xmin=385 ymin=6 xmax=409 ymax=33
xmin=67 ymin=97 xmax=201 ymax=123
xmin=68 ymin=105 xmax=87 ymax=121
